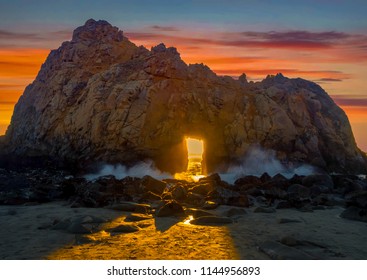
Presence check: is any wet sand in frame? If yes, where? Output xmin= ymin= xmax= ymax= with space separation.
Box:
xmin=1 ymin=202 xmax=367 ymax=260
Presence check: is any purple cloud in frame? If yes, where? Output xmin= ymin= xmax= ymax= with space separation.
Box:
xmin=127 ymin=28 xmax=367 ymax=52
xmin=318 ymin=78 xmax=343 ymax=82
xmin=240 ymin=30 xmax=350 ymax=42
xmin=0 ymin=30 xmax=40 ymax=40
xmin=151 ymin=25 xmax=179 ymax=32
xmin=331 ymin=95 xmax=367 ymax=107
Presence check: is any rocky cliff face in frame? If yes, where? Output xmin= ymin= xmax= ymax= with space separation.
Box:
xmin=4 ymin=19 xmax=367 ymax=173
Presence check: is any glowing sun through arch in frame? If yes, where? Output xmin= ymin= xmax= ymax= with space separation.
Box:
xmin=174 ymin=137 xmax=205 ymax=181
xmin=186 ymin=137 xmax=204 ymax=159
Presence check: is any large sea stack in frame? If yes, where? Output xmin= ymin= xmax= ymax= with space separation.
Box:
xmin=3 ymin=19 xmax=367 ymax=173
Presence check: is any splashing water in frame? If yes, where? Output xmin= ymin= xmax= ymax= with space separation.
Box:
xmin=174 ymin=156 xmax=205 ymax=182
xmin=219 ymin=145 xmax=315 ymax=184
xmin=84 ymin=160 xmax=172 ymax=181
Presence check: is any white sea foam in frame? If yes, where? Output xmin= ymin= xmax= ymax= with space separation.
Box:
xmin=219 ymin=145 xmax=315 ymax=184
xmin=84 ymin=160 xmax=172 ymax=181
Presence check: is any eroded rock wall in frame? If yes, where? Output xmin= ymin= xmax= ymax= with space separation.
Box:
xmin=4 ymin=19 xmax=367 ymax=173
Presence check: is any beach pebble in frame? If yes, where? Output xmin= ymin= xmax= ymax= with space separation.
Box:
xmin=190 ymin=216 xmax=233 ymax=225
xmin=155 ymin=201 xmax=185 ymax=217
xmin=202 ymin=200 xmax=219 ymax=210
xmin=280 ymin=236 xmax=300 ymax=246
xmin=125 ymin=213 xmax=152 ymax=222
xmin=75 ymin=235 xmax=96 ymax=245
xmin=107 ymin=202 xmax=151 ymax=214
xmin=51 ymin=219 xmax=71 ymax=230
xmin=259 ymin=241 xmax=313 ymax=260
xmin=185 ymin=208 xmax=215 ymax=218
xmin=109 ymin=224 xmax=140 ymax=233
xmin=340 ymin=206 xmax=367 ymax=223
xmin=277 ymin=218 xmax=302 ymax=224
xmin=68 ymin=223 xmax=92 ymax=234
xmin=223 ymin=208 xmax=247 ymax=217
xmin=254 ymin=207 xmax=276 ymax=213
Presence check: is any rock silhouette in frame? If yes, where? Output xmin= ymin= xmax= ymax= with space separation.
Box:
xmin=3 ymin=19 xmax=367 ymax=173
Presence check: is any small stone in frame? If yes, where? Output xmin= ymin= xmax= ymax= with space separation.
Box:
xmin=107 ymin=202 xmax=151 ymax=213
xmin=202 ymin=200 xmax=219 ymax=210
xmin=141 ymin=176 xmax=167 ymax=195
xmin=298 ymin=204 xmax=314 ymax=212
xmin=170 ymin=185 xmax=187 ymax=201
xmin=259 ymin=241 xmax=314 ymax=260
xmin=280 ymin=236 xmax=299 ymax=246
xmin=190 ymin=183 xmax=213 ymax=196
xmin=109 ymin=224 xmax=140 ymax=233
xmin=340 ymin=206 xmax=367 ymax=223
xmin=346 ymin=191 xmax=367 ymax=208
xmin=125 ymin=213 xmax=153 ymax=222
xmin=75 ymin=235 xmax=96 ymax=245
xmin=68 ymin=223 xmax=92 ymax=234
xmin=186 ymin=208 xmax=215 ymax=218
xmin=288 ymin=184 xmax=310 ymax=199
xmin=275 ymin=200 xmax=292 ymax=209
xmin=51 ymin=219 xmax=71 ymax=230
xmin=37 ymin=223 xmax=52 ymax=230
xmin=254 ymin=207 xmax=276 ymax=213
xmin=277 ymin=218 xmax=302 ymax=224
xmin=155 ymin=200 xmax=185 ymax=217
xmin=141 ymin=191 xmax=161 ymax=201
xmin=190 ymin=216 xmax=233 ymax=225
xmin=302 ymin=174 xmax=333 ymax=189
xmin=223 ymin=208 xmax=247 ymax=217
xmin=312 ymin=205 xmax=326 ymax=210
xmin=73 ymin=215 xmax=94 ymax=224
xmin=185 ymin=192 xmax=205 ymax=206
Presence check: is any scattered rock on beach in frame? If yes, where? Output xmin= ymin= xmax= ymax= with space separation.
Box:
xmin=68 ymin=222 xmax=93 ymax=234
xmin=223 ymin=208 xmax=247 ymax=217
xmin=345 ymin=191 xmax=367 ymax=208
xmin=202 ymin=200 xmax=219 ymax=210
xmin=254 ymin=207 xmax=276 ymax=213
xmin=277 ymin=218 xmax=302 ymax=224
xmin=190 ymin=216 xmax=233 ymax=225
xmin=107 ymin=202 xmax=151 ymax=213
xmin=155 ymin=200 xmax=185 ymax=217
xmin=302 ymin=174 xmax=333 ymax=189
xmin=279 ymin=236 xmax=300 ymax=246
xmin=259 ymin=241 xmax=314 ymax=260
xmin=170 ymin=185 xmax=187 ymax=201
xmin=340 ymin=206 xmax=367 ymax=223
xmin=141 ymin=191 xmax=162 ymax=202
xmin=109 ymin=224 xmax=140 ymax=234
xmin=125 ymin=213 xmax=153 ymax=222
xmin=185 ymin=208 xmax=215 ymax=218
xmin=74 ymin=234 xmax=97 ymax=245
xmin=141 ymin=176 xmax=167 ymax=195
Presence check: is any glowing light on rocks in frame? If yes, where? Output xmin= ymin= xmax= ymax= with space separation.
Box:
xmin=175 ymin=137 xmax=205 ymax=181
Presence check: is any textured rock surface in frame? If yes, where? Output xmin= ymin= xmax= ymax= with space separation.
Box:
xmin=4 ymin=19 xmax=367 ymax=173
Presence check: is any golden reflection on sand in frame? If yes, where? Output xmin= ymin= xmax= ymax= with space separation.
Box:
xmin=47 ymin=214 xmax=239 ymax=260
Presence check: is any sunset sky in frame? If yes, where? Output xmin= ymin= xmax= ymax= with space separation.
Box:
xmin=0 ymin=0 xmax=366 ymax=151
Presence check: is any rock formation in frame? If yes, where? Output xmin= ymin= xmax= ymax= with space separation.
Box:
xmin=3 ymin=19 xmax=367 ymax=173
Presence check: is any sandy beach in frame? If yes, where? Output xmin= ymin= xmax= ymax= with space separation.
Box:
xmin=1 ymin=201 xmax=366 ymax=260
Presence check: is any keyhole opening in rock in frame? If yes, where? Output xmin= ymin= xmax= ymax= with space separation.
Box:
xmin=174 ymin=137 xmax=205 ymax=181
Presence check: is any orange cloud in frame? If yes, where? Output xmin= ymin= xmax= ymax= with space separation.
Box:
xmin=0 ymin=102 xmax=15 ymax=135
xmin=0 ymin=48 xmax=48 ymax=77
xmin=339 ymin=105 xmax=367 ymax=152
xmin=339 ymin=105 xmax=367 ymax=124
xmin=0 ymin=48 xmax=49 ymax=135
